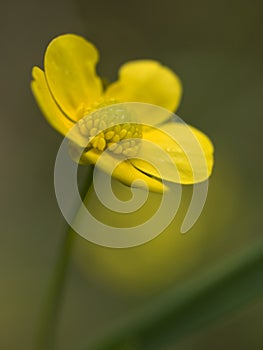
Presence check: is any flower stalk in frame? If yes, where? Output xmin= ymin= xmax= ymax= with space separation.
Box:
xmin=36 ymin=228 xmax=75 ymax=350
xmin=36 ymin=166 xmax=94 ymax=350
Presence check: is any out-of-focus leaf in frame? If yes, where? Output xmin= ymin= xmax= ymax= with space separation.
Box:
xmin=81 ymin=237 xmax=263 ymax=350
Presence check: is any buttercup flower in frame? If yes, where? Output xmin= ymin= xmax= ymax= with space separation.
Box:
xmin=31 ymin=34 xmax=214 ymax=192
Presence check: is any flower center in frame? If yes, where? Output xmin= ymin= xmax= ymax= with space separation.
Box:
xmin=77 ymin=100 xmax=142 ymax=157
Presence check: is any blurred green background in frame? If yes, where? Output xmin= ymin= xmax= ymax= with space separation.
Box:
xmin=1 ymin=0 xmax=263 ymax=349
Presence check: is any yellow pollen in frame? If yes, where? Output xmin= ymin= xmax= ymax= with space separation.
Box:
xmin=77 ymin=100 xmax=142 ymax=156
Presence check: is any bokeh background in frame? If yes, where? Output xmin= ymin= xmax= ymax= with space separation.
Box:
xmin=1 ymin=0 xmax=263 ymax=349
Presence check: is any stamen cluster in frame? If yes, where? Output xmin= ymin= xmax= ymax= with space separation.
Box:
xmin=77 ymin=104 xmax=142 ymax=157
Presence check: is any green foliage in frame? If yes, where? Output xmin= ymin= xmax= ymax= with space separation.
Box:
xmin=86 ymin=238 xmax=263 ymax=349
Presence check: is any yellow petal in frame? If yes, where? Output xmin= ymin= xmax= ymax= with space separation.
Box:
xmin=130 ymin=123 xmax=214 ymax=184
xmin=44 ymin=34 xmax=102 ymax=121
xmin=106 ymin=60 xmax=182 ymax=113
xmin=70 ymin=146 xmax=166 ymax=193
xmin=31 ymin=66 xmax=74 ymax=136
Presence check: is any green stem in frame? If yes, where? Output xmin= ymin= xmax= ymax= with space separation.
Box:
xmin=36 ymin=228 xmax=75 ymax=350
xmin=36 ymin=165 xmax=94 ymax=350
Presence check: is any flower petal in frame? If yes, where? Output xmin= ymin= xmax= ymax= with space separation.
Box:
xmin=69 ymin=146 xmax=166 ymax=193
xmin=44 ymin=34 xmax=102 ymax=121
xmin=130 ymin=123 xmax=214 ymax=184
xmin=106 ymin=60 xmax=182 ymax=113
xmin=31 ymin=66 xmax=74 ymax=136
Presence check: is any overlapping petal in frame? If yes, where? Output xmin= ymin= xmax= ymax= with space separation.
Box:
xmin=70 ymin=147 xmax=166 ymax=193
xmin=44 ymin=34 xmax=102 ymax=121
xmin=130 ymin=123 xmax=214 ymax=184
xmin=106 ymin=60 xmax=182 ymax=113
xmin=31 ymin=67 xmax=74 ymax=136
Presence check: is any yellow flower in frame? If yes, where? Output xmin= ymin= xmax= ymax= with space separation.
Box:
xmin=31 ymin=34 xmax=214 ymax=192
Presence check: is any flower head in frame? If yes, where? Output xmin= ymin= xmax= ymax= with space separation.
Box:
xmin=31 ymin=34 xmax=214 ymax=192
